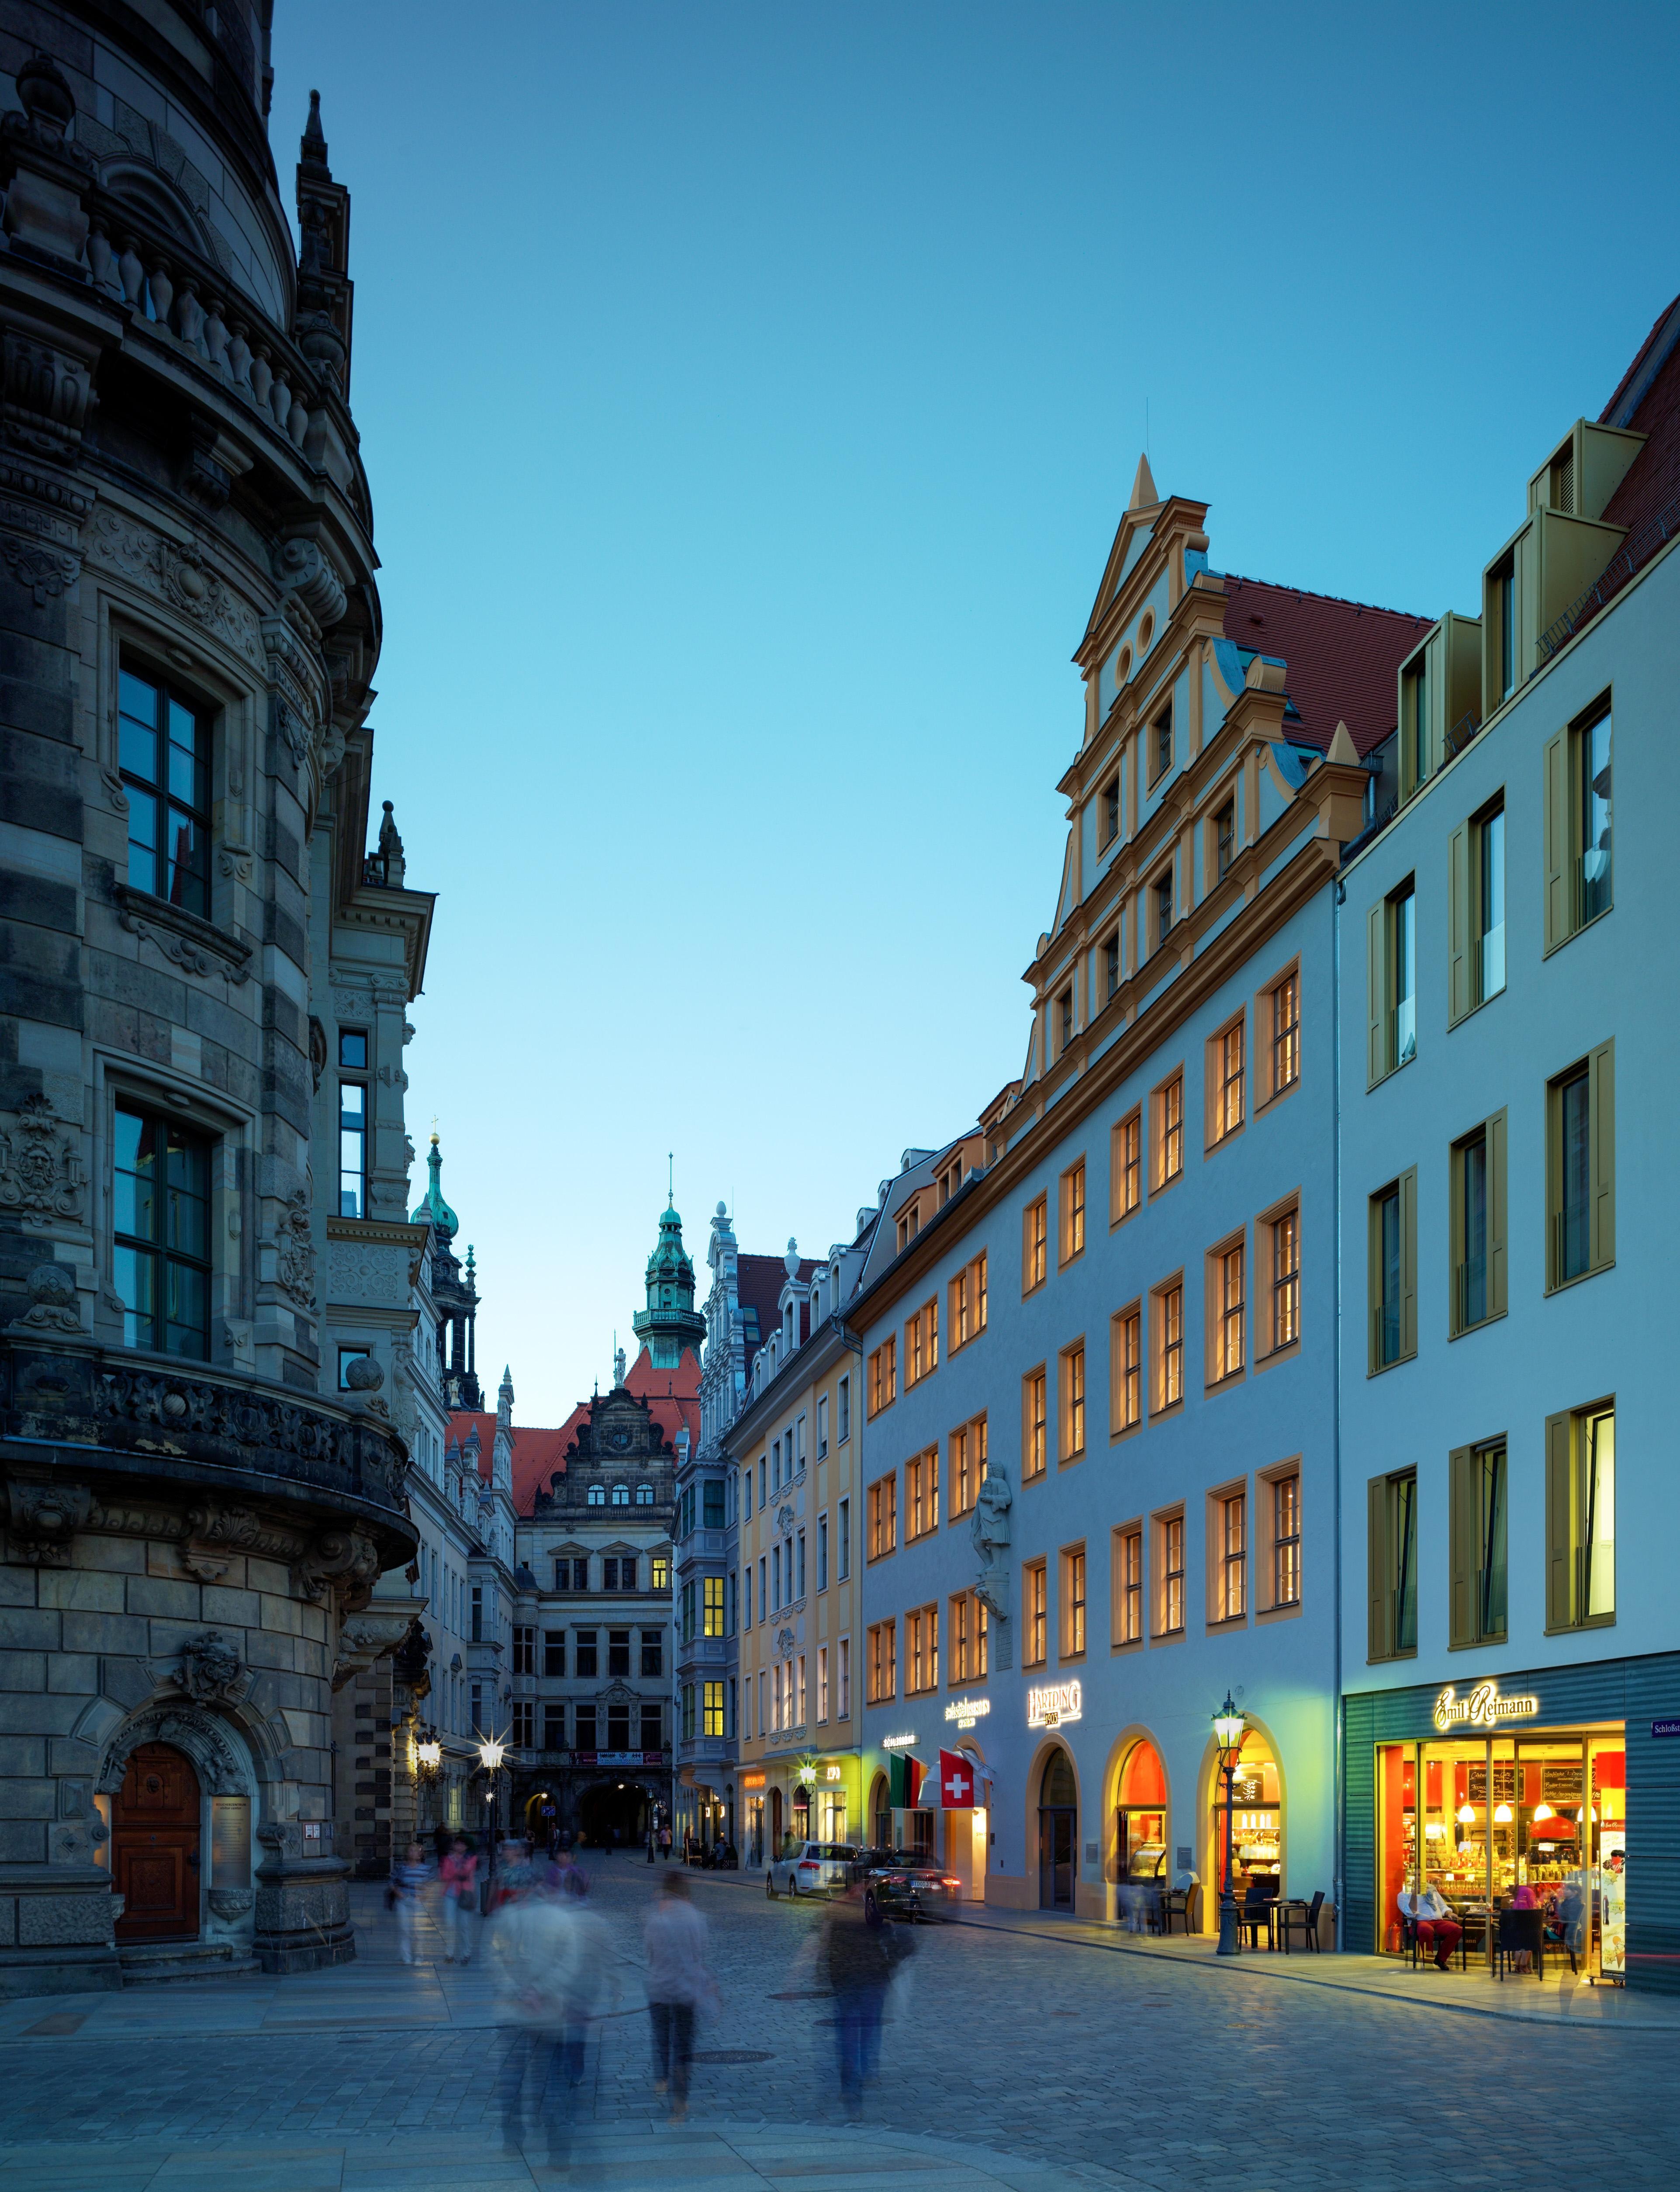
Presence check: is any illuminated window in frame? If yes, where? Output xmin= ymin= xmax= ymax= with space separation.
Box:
xmin=1023 ymin=1196 xmax=1048 ymax=1293
xmin=1059 ymin=1160 xmax=1086 ymax=1265
xmin=1111 ymin=1303 xmax=1142 ymax=1434
xmin=1022 ymin=1367 xmax=1047 ymax=1480
xmin=1023 ymin=1559 xmax=1047 ymax=1668
xmin=1058 ymin=1341 xmax=1086 ymax=1462
xmin=1110 ymin=1108 xmax=1141 ymax=1224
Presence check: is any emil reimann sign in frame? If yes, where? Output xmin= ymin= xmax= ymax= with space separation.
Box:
xmin=1432 ymin=1681 xmax=1541 ymax=1734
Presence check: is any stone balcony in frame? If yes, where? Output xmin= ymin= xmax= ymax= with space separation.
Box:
xmin=0 ymin=1333 xmax=415 ymax=1575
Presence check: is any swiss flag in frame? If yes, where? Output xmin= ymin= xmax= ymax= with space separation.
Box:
xmin=938 ymin=1749 xmax=975 ymax=1808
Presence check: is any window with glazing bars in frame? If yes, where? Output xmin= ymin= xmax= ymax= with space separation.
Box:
xmin=113 ymin=1102 xmax=211 ymax=1359
xmin=1269 ymin=1207 xmax=1300 ymax=1352
xmin=1219 ymin=1493 xmax=1246 ymax=1620
xmin=1112 ymin=1109 xmax=1141 ymax=1222
xmin=1272 ymin=1474 xmax=1301 ymax=1608
xmin=1116 ymin=1525 xmax=1143 ymax=1644
xmin=1159 ymin=1515 xmax=1185 ymax=1635
xmin=1060 ymin=1161 xmax=1086 ymax=1264
xmin=1060 ymin=1342 xmax=1085 ymax=1459
xmin=1062 ymin=1546 xmax=1086 ymax=1657
xmin=118 ymin=666 xmax=210 ymax=915
xmin=1024 ymin=1560 xmax=1047 ymax=1666
xmin=1157 ymin=1281 xmax=1183 ymax=1409
xmin=1023 ymin=1196 xmax=1048 ymax=1292
xmin=952 ymin=1414 xmax=988 ymax=1518
xmin=1023 ymin=1368 xmax=1047 ymax=1479
xmin=1112 ymin=1305 xmax=1141 ymax=1433
xmin=1271 ymin=971 xmax=1300 ymax=1094
xmin=1213 ymin=1243 xmax=1244 ymax=1381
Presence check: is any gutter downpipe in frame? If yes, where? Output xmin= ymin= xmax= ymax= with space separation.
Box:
xmin=1332 ymin=870 xmax=1345 ymax=1949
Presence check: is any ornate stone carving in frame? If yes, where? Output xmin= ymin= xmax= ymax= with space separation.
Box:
xmin=308 ymin=1015 xmax=328 ymax=1093
xmin=217 ymin=844 xmax=253 ymax=883
xmin=175 ymin=1629 xmax=251 ymax=1706
xmin=180 ymin=1497 xmax=263 ymax=1582
xmin=1 ymin=330 xmax=94 ymax=462
xmin=0 ymin=525 xmax=79 ymax=602
xmin=971 ymin=1463 xmax=1013 ymax=1623
xmin=272 ymin=535 xmax=346 ymax=635
xmin=14 ymin=1260 xmax=83 ymax=1335
xmin=326 ymin=1238 xmax=408 ymax=1307
xmin=331 ymin=1610 xmax=411 ymax=1690
xmin=207 ymin=1888 xmax=253 ymax=1920
xmin=776 ymin=1625 xmax=795 ymax=1658
xmin=98 ymin=1705 xmax=245 ymax=1796
xmin=100 ymin=768 xmax=130 ymax=814
xmin=274 ymin=693 xmax=312 ymax=769
xmin=84 ymin=510 xmax=264 ymax=669
xmin=114 ymin=887 xmax=252 ymax=985
xmin=296 ymin=1527 xmax=380 ymax=1611
xmin=274 ymin=1187 xmax=316 ymax=1307
xmin=0 ymin=1093 xmax=85 ymax=1220
xmin=6 ymin=1479 xmax=92 ymax=1565
xmin=776 ymin=1503 xmax=795 ymax=1534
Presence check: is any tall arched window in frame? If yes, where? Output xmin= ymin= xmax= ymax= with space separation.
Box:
xmin=611 ymin=1483 xmax=630 ymax=1507
xmin=635 ymin=1483 xmax=654 ymax=1506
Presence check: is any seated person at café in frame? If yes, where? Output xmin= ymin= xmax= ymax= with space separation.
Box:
xmin=1398 ymin=1887 xmax=1463 ymax=1968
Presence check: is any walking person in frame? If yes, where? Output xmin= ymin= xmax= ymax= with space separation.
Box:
xmin=642 ymin=1868 xmax=718 ymax=2123
xmin=440 ymin=1835 xmax=479 ymax=1964
xmin=819 ymin=1878 xmax=914 ymax=2118
xmin=492 ymin=1884 xmax=592 ymax=2162
xmin=392 ymin=1842 xmax=430 ymax=1965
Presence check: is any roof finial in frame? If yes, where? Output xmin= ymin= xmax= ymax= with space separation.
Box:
xmin=1128 ymin=449 xmax=1158 ymax=512
xmin=301 ymin=87 xmax=329 ymax=172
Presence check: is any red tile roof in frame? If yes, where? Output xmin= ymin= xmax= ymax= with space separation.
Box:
xmin=450 ymin=1345 xmax=702 ymax=1518
xmin=1220 ymin=576 xmax=1432 ymax=758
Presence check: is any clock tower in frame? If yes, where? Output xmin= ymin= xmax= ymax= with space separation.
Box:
xmin=632 ymin=1197 xmax=707 ymax=1370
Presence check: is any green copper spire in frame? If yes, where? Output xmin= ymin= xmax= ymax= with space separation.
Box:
xmin=631 ymin=1176 xmax=706 ymax=1369
xmin=411 ymin=1130 xmax=459 ymax=1239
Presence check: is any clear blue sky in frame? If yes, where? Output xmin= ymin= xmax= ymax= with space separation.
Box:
xmin=271 ymin=1 xmax=1679 ymax=1424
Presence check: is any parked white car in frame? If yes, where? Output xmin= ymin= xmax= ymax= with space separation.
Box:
xmin=766 ymin=1840 xmax=859 ymax=1898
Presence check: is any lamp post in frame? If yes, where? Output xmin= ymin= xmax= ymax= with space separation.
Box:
xmin=1212 ymin=1694 xmax=1247 ymax=1958
xmin=413 ymin=1724 xmax=442 ymax=1838
xmin=477 ymin=1731 xmax=506 ymax=1905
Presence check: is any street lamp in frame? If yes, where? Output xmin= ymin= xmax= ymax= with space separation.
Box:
xmin=477 ymin=1730 xmax=507 ymax=1905
xmin=1212 ymin=1694 xmax=1247 ymax=1958
xmin=412 ymin=1724 xmax=442 ymax=1836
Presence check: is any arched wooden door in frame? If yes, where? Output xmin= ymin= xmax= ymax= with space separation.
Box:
xmin=112 ymin=1742 xmax=201 ymax=1941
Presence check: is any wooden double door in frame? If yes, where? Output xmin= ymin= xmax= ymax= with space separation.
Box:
xmin=112 ymin=1742 xmax=201 ymax=1941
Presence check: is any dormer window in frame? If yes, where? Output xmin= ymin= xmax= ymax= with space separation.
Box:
xmin=1549 ymin=441 xmax=1576 ymax=515
xmin=896 ymin=1201 xmax=921 ymax=1253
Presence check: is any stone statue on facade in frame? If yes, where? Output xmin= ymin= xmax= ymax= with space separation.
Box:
xmin=971 ymin=1464 xmax=1013 ymax=1621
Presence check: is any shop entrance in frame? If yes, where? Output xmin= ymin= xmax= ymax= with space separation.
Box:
xmin=870 ymin=1773 xmax=890 ymax=1853
xmin=1115 ymin=1738 xmax=1168 ymax=1903
xmin=577 ymin=1778 xmax=651 ymax=1849
xmin=1038 ymin=1748 xmax=1077 ymax=1910
xmin=1377 ymin=1724 xmax=1625 ymax=1972
xmin=1211 ymin=1729 xmax=1281 ymax=1911
xmin=769 ymin=1786 xmax=784 ymax=1856
xmin=112 ymin=1741 xmax=200 ymax=1942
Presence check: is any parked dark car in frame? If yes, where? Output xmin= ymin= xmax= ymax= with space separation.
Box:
xmin=853 ymin=1849 xmax=963 ymax=1921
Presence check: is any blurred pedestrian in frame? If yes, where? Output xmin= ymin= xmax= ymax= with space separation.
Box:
xmin=819 ymin=1879 xmax=914 ymax=2117
xmin=392 ymin=1841 xmax=429 ymax=1965
xmin=439 ymin=1835 xmax=479 ymax=1964
xmin=643 ymin=1867 xmax=717 ymax=2123
xmin=492 ymin=1883 xmax=610 ymax=2161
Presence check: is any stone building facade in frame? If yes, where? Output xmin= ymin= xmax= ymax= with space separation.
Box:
xmin=0 ymin=10 xmax=427 ymax=1989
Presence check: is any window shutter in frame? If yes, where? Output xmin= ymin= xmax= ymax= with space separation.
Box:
xmin=1545 ymin=1411 xmax=1573 ymax=1631
xmin=1448 ymin=1445 xmax=1474 ymax=1648
xmin=1448 ymin=822 xmax=1470 ymax=1026
xmin=1367 ymin=903 xmax=1385 ymax=1085
xmin=1399 ymin=1166 xmax=1418 ymax=1361
xmin=1542 ymin=728 xmax=1569 ymax=951
xmin=1367 ymin=1476 xmax=1389 ymax=1661
xmin=1590 ymin=1038 xmax=1615 ymax=1271
xmin=1486 ymin=1108 xmax=1508 ymax=1319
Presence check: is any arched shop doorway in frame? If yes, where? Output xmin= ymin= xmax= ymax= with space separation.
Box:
xmin=1038 ymin=1747 xmax=1077 ymax=1910
xmin=1210 ymin=1726 xmax=1282 ymax=1912
xmin=769 ymin=1785 xmax=785 ymax=1857
xmin=578 ymin=1778 xmax=653 ymax=1850
xmin=870 ymin=1771 xmax=890 ymax=1853
xmin=1115 ymin=1738 xmax=1169 ymax=1902
xmin=791 ymin=1783 xmax=811 ymax=1843
xmin=113 ymin=1742 xmax=200 ymax=1942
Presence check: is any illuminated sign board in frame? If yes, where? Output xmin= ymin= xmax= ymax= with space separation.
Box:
xmin=740 ymin=1772 xmax=767 ymax=1790
xmin=1027 ymin=1679 xmax=1082 ymax=1730
xmin=881 ymin=1732 xmax=918 ymax=1751
xmin=823 ymin=1764 xmax=843 ymax=1781
xmin=945 ymin=1696 xmax=992 ymax=1731
xmin=1432 ymin=1681 xmax=1540 ymax=1733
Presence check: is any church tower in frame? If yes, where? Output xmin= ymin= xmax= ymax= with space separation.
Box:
xmin=412 ymin=1132 xmax=480 ymax=1407
xmin=632 ymin=1197 xmax=707 ymax=1369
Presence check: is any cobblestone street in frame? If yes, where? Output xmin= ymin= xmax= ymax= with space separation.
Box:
xmin=0 ymin=1864 xmax=1675 ymax=2190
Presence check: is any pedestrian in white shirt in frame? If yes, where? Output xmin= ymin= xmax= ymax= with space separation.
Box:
xmin=642 ymin=1869 xmax=719 ymax=2123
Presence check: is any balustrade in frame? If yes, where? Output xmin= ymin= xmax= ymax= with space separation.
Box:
xmin=83 ymin=199 xmax=325 ymax=455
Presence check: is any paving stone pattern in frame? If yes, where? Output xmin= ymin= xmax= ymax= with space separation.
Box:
xmin=0 ymin=1864 xmax=1672 ymax=2190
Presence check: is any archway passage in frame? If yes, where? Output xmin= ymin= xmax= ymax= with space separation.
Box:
xmin=113 ymin=1742 xmax=200 ymax=1942
xmin=577 ymin=1778 xmax=652 ymax=1850
xmin=1038 ymin=1747 xmax=1077 ymax=1911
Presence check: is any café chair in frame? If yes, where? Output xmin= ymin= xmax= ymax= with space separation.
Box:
xmin=1277 ymin=1890 xmax=1325 ymax=1954
xmin=1237 ymin=1882 xmax=1276 ymax=1950
xmin=1493 ymin=1906 xmax=1545 ymax=1980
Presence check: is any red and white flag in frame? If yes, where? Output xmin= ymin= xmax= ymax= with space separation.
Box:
xmin=937 ymin=1749 xmax=977 ymax=1808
